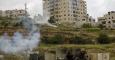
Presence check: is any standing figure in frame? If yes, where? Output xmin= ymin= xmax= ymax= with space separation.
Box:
xmin=66 ymin=51 xmax=74 ymax=60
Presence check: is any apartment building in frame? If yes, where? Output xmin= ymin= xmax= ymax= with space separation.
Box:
xmin=0 ymin=9 xmax=26 ymax=19
xmin=43 ymin=0 xmax=89 ymax=27
xmin=98 ymin=11 xmax=115 ymax=29
xmin=88 ymin=16 xmax=96 ymax=27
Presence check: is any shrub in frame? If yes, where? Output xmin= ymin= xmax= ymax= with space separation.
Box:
xmin=82 ymin=23 xmax=92 ymax=28
xmin=110 ymin=37 xmax=115 ymax=43
xmin=41 ymin=36 xmax=49 ymax=44
xmin=41 ymin=34 xmax=64 ymax=44
xmin=49 ymin=34 xmax=64 ymax=44
xmin=71 ymin=36 xmax=93 ymax=44
xmin=85 ymin=28 xmax=100 ymax=32
xmin=97 ymin=33 xmax=110 ymax=44
xmin=98 ymin=24 xmax=105 ymax=29
xmin=48 ymin=16 xmax=56 ymax=24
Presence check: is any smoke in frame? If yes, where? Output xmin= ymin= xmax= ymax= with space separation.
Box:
xmin=0 ymin=14 xmax=53 ymax=54
xmin=0 ymin=32 xmax=40 ymax=54
xmin=34 ymin=14 xmax=57 ymax=27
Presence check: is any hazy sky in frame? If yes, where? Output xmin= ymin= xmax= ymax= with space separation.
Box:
xmin=0 ymin=0 xmax=115 ymax=19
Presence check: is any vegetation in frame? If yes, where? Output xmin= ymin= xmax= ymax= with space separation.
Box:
xmin=41 ymin=26 xmax=115 ymax=45
xmin=82 ymin=23 xmax=92 ymax=28
xmin=98 ymin=24 xmax=105 ymax=29
xmin=48 ymin=16 xmax=56 ymax=24
xmin=42 ymin=34 xmax=64 ymax=44
xmin=70 ymin=36 xmax=93 ymax=44
xmin=97 ymin=33 xmax=110 ymax=44
xmin=85 ymin=28 xmax=100 ymax=32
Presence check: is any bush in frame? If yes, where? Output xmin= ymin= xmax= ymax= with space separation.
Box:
xmin=49 ymin=34 xmax=63 ymax=44
xmin=82 ymin=23 xmax=92 ymax=28
xmin=41 ymin=34 xmax=64 ymax=44
xmin=71 ymin=36 xmax=93 ymax=44
xmin=85 ymin=28 xmax=100 ymax=32
xmin=110 ymin=37 xmax=115 ymax=43
xmin=98 ymin=24 xmax=105 ymax=29
xmin=48 ymin=16 xmax=56 ymax=24
xmin=97 ymin=33 xmax=110 ymax=44
xmin=41 ymin=36 xmax=49 ymax=44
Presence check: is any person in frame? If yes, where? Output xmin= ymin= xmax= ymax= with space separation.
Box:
xmin=79 ymin=50 xmax=88 ymax=60
xmin=73 ymin=49 xmax=81 ymax=60
xmin=66 ymin=51 xmax=74 ymax=60
xmin=74 ymin=49 xmax=88 ymax=60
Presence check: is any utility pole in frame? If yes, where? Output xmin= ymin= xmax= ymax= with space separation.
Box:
xmin=25 ymin=3 xmax=28 ymax=16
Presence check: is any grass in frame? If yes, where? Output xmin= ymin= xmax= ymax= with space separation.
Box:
xmin=85 ymin=28 xmax=101 ymax=32
xmin=38 ymin=44 xmax=115 ymax=50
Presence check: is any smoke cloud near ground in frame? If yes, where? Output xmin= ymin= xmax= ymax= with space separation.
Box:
xmin=0 ymin=14 xmax=53 ymax=54
xmin=0 ymin=32 xmax=40 ymax=54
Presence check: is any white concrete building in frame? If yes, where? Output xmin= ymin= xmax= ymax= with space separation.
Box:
xmin=0 ymin=9 xmax=26 ymax=19
xmin=98 ymin=11 xmax=115 ymax=29
xmin=88 ymin=16 xmax=96 ymax=27
xmin=43 ymin=0 xmax=93 ymax=28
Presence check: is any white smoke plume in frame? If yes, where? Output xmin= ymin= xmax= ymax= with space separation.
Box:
xmin=0 ymin=32 xmax=40 ymax=54
xmin=34 ymin=14 xmax=57 ymax=27
xmin=0 ymin=14 xmax=54 ymax=54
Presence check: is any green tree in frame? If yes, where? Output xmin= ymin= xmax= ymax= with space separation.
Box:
xmin=49 ymin=34 xmax=63 ymax=44
xmin=97 ymin=33 xmax=110 ymax=44
xmin=48 ymin=16 xmax=56 ymax=24
xmin=98 ymin=24 xmax=105 ymax=29
xmin=71 ymin=36 xmax=93 ymax=44
xmin=72 ymin=36 xmax=84 ymax=44
xmin=41 ymin=35 xmax=64 ymax=44
xmin=41 ymin=36 xmax=49 ymax=44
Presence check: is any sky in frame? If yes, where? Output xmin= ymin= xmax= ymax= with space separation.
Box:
xmin=0 ymin=0 xmax=115 ymax=19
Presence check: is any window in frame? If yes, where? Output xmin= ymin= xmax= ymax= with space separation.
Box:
xmin=73 ymin=11 xmax=75 ymax=13
xmin=108 ymin=21 xmax=111 ymax=24
xmin=112 ymin=20 xmax=115 ymax=23
xmin=102 ymin=21 xmax=106 ymax=24
xmin=112 ymin=16 xmax=114 ymax=19
xmin=82 ymin=19 xmax=85 ymax=21
xmin=108 ymin=12 xmax=110 ymax=15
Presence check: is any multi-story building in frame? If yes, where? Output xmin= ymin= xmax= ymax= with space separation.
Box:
xmin=0 ymin=9 xmax=26 ymax=19
xmin=43 ymin=0 xmax=90 ymax=27
xmin=98 ymin=11 xmax=115 ymax=29
xmin=87 ymin=16 xmax=96 ymax=27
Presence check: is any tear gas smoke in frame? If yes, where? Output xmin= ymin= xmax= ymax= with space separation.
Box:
xmin=0 ymin=14 xmax=53 ymax=54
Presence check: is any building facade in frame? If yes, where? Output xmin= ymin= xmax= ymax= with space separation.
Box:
xmin=43 ymin=0 xmax=91 ymax=27
xmin=0 ymin=9 xmax=26 ymax=19
xmin=87 ymin=16 xmax=96 ymax=27
xmin=98 ymin=11 xmax=115 ymax=29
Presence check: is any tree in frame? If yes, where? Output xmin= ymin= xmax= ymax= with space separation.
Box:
xmin=70 ymin=36 xmax=94 ymax=44
xmin=41 ymin=36 xmax=49 ymax=44
xmin=49 ymin=34 xmax=63 ymax=44
xmin=48 ymin=16 xmax=56 ymax=24
xmin=41 ymin=35 xmax=64 ymax=44
xmin=97 ymin=33 xmax=110 ymax=44
xmin=98 ymin=24 xmax=105 ymax=29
